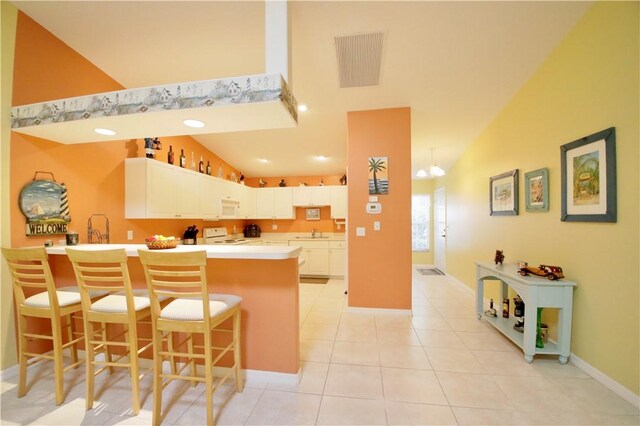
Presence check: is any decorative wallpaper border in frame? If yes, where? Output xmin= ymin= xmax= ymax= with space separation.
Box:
xmin=11 ymin=73 xmax=298 ymax=129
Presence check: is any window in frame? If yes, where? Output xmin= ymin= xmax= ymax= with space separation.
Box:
xmin=412 ymin=194 xmax=430 ymax=251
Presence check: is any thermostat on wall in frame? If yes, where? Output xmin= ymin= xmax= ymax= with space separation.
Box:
xmin=366 ymin=202 xmax=382 ymax=214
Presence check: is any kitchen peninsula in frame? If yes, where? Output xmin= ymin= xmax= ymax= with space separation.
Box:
xmin=45 ymin=244 xmax=302 ymax=375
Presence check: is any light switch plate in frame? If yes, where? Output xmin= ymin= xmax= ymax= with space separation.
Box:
xmin=374 ymin=221 xmax=381 ymax=231
xmin=356 ymin=227 xmax=365 ymax=237
xmin=272 ymin=223 xmax=278 ymax=230
xmin=127 ymin=230 xmax=134 ymax=240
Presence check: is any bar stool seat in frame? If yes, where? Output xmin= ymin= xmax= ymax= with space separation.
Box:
xmin=23 ymin=287 xmax=109 ymax=308
xmin=160 ymin=295 xmax=241 ymax=321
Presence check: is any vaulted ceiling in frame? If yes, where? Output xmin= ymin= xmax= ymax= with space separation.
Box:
xmin=12 ymin=1 xmax=592 ymax=178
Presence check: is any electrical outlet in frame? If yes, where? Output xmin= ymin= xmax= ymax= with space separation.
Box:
xmin=127 ymin=230 xmax=134 ymax=240
xmin=272 ymin=223 xmax=278 ymax=230
xmin=356 ymin=227 xmax=365 ymax=237
xmin=374 ymin=221 xmax=381 ymax=231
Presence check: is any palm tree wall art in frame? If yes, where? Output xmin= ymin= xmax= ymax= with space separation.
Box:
xmin=368 ymin=156 xmax=389 ymax=195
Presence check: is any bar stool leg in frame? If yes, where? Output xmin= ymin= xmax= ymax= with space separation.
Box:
xmin=102 ymin=323 xmax=114 ymax=375
xmin=152 ymin=328 xmax=164 ymax=426
xmin=129 ymin=324 xmax=141 ymax=415
xmin=68 ymin=315 xmax=79 ymax=367
xmin=204 ymin=331 xmax=214 ymax=426
xmin=85 ymin=321 xmax=96 ymax=410
xmin=17 ymin=313 xmax=28 ymax=398
xmin=233 ymin=309 xmax=244 ymax=392
xmin=186 ymin=333 xmax=196 ymax=387
xmin=52 ymin=314 xmax=65 ymax=405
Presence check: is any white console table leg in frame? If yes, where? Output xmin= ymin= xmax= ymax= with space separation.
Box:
xmin=475 ymin=276 xmax=484 ymax=320
xmin=523 ymin=294 xmax=537 ymax=363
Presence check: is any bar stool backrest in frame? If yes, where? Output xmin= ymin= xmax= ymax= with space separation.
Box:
xmin=138 ymin=250 xmax=211 ymax=325
xmin=65 ymin=248 xmax=133 ymax=313
xmin=2 ymin=247 xmax=61 ymax=314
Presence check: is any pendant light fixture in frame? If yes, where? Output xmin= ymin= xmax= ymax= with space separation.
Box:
xmin=429 ymin=148 xmax=445 ymax=177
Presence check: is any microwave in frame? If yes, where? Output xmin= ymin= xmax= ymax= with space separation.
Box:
xmin=219 ymin=197 xmax=240 ymax=219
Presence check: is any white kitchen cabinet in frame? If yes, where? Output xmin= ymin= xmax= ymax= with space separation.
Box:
xmin=329 ymin=240 xmax=345 ymax=277
xmin=125 ymin=158 xmax=200 ymax=219
xmin=255 ymin=188 xmax=294 ymax=219
xmin=291 ymin=240 xmax=330 ymax=276
xmin=199 ymin=174 xmax=220 ymax=220
xmin=237 ymin=184 xmax=256 ymax=219
xmin=292 ymin=186 xmax=331 ymax=206
xmin=263 ymin=240 xmax=290 ymax=246
xmin=330 ymin=186 xmax=348 ymax=219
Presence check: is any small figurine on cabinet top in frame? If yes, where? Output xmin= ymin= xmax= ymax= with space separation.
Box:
xmin=340 ymin=174 xmax=347 ymax=186
xmin=299 ymin=182 xmax=307 ymax=187
xmin=319 ymin=179 xmax=324 ymax=186
xmin=144 ymin=137 xmax=155 ymax=158
xmin=494 ymin=250 xmax=505 ymax=265
xmin=239 ymin=173 xmax=245 ymax=185
xmin=153 ymin=137 xmax=162 ymax=150
xmin=259 ymin=179 xmax=267 ymax=188
xmin=278 ymin=179 xmax=286 ymax=187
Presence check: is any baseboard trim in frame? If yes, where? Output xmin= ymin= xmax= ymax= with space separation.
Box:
xmin=443 ymin=272 xmax=475 ymax=296
xmin=568 ymin=352 xmax=640 ymax=409
xmin=346 ymin=306 xmax=413 ymax=316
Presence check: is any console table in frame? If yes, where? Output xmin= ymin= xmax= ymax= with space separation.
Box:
xmin=475 ymin=261 xmax=577 ymax=363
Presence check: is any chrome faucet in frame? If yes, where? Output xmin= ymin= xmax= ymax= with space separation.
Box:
xmin=311 ymin=228 xmax=316 ymax=238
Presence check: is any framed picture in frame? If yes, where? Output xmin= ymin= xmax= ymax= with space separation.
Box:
xmin=490 ymin=169 xmax=519 ymax=216
xmin=306 ymin=208 xmax=320 ymax=221
xmin=524 ymin=168 xmax=549 ymax=212
xmin=368 ymin=156 xmax=388 ymax=195
xmin=561 ymin=127 xmax=616 ymax=222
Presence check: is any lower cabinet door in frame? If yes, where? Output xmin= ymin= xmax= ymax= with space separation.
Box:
xmin=308 ymin=249 xmax=329 ymax=275
xmin=329 ymin=249 xmax=345 ymax=277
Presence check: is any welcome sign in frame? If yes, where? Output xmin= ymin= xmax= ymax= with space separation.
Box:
xmin=19 ymin=176 xmax=71 ymax=236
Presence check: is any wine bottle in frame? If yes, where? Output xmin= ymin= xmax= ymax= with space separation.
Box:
xmin=167 ymin=145 xmax=175 ymax=165
xmin=206 ymin=160 xmax=212 ymax=175
xmin=199 ymin=156 xmax=204 ymax=173
xmin=179 ymin=149 xmax=186 ymax=168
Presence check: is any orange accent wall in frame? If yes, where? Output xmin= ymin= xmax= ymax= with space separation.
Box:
xmin=346 ymin=108 xmax=412 ymax=309
xmin=10 ymin=12 xmax=243 ymax=248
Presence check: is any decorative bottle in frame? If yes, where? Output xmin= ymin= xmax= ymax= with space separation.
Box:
xmin=179 ymin=149 xmax=186 ymax=168
xmin=206 ymin=160 xmax=212 ymax=175
xmin=199 ymin=156 xmax=204 ymax=173
xmin=167 ymin=145 xmax=174 ymax=165
xmin=502 ymin=298 xmax=509 ymax=318
xmin=191 ymin=152 xmax=196 ymax=171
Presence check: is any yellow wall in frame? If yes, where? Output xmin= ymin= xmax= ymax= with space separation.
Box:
xmin=443 ymin=2 xmax=639 ymax=395
xmin=1 ymin=1 xmax=18 ymax=371
xmin=412 ymin=179 xmax=434 ymax=265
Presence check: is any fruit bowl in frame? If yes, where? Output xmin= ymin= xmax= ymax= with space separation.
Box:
xmin=145 ymin=236 xmax=177 ymax=250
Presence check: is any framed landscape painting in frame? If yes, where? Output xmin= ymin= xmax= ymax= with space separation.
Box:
xmin=525 ymin=168 xmax=549 ymax=212
xmin=490 ymin=169 xmax=519 ymax=216
xmin=561 ymin=127 xmax=616 ymax=222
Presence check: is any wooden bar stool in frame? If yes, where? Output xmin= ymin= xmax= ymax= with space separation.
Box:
xmin=66 ymin=248 xmax=156 ymax=415
xmin=1 ymin=247 xmax=93 ymax=405
xmin=138 ymin=249 xmax=243 ymax=426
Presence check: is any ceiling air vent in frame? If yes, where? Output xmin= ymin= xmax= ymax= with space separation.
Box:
xmin=334 ymin=32 xmax=384 ymax=88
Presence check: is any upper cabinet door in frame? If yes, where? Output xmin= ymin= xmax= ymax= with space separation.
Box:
xmin=174 ymin=168 xmax=200 ymax=217
xmin=146 ymin=161 xmax=177 ymax=218
xmin=330 ymin=186 xmax=348 ymax=219
xmin=199 ymin=175 xmax=220 ymax=219
xmin=274 ymin=188 xmax=294 ymax=218
xmin=292 ymin=186 xmax=331 ymax=206
xmin=255 ymin=188 xmax=276 ymax=219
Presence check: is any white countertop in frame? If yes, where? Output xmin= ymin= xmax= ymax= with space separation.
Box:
xmin=258 ymin=232 xmax=345 ymax=242
xmin=46 ymin=244 xmax=302 ymax=260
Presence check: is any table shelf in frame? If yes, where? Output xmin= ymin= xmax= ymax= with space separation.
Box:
xmin=476 ymin=261 xmax=576 ymax=363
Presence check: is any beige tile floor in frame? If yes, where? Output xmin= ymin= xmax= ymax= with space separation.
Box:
xmin=1 ymin=269 xmax=638 ymax=425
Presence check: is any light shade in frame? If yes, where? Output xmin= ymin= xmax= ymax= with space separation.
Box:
xmin=430 ymin=165 xmax=445 ymax=177
xmin=416 ymin=169 xmax=428 ymax=178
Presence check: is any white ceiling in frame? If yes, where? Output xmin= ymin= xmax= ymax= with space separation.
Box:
xmin=12 ymin=1 xmax=591 ymax=178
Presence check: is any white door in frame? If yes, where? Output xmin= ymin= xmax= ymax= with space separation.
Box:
xmin=434 ymin=187 xmax=446 ymax=273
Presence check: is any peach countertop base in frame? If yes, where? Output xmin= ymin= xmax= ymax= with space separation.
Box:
xmin=46 ymin=244 xmax=301 ymax=374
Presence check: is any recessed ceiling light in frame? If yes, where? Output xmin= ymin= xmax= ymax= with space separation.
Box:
xmin=183 ymin=119 xmax=205 ymax=128
xmin=94 ymin=128 xmax=116 ymax=136
xmin=298 ymin=104 xmax=308 ymax=112
xmin=315 ymin=155 xmax=328 ymax=161
xmin=258 ymin=158 xmax=270 ymax=163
